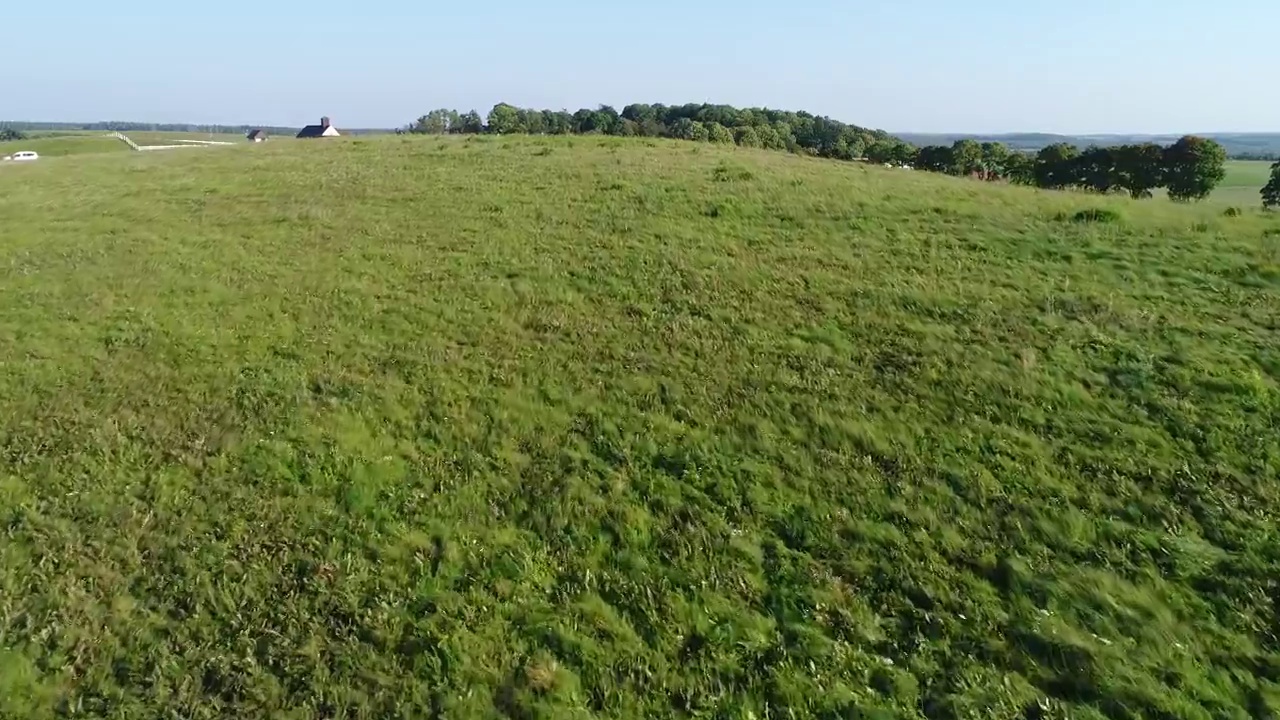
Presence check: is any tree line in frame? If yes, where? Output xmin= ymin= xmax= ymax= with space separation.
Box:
xmin=911 ymin=137 xmax=1228 ymax=201
xmin=409 ymin=103 xmax=916 ymax=164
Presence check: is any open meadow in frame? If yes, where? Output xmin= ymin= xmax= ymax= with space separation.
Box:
xmin=0 ymin=135 xmax=1278 ymax=718
xmin=0 ymin=134 xmax=128 ymax=158
xmin=1214 ymin=160 xmax=1276 ymax=205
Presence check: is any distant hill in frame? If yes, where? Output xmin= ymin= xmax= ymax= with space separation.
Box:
xmin=897 ymin=131 xmax=1280 ymax=159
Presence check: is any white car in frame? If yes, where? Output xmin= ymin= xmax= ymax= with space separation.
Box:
xmin=11 ymin=151 xmax=39 ymax=162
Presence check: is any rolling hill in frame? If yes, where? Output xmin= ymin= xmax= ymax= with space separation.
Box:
xmin=0 ymin=135 xmax=1278 ymax=718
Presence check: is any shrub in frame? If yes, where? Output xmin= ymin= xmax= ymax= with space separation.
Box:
xmin=1067 ymin=208 xmax=1123 ymax=224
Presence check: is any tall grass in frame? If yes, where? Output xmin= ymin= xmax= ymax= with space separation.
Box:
xmin=0 ymin=135 xmax=1277 ymax=718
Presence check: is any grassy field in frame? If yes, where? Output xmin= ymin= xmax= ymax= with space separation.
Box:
xmin=1213 ymin=160 xmax=1275 ymax=205
xmin=0 ymin=132 xmax=250 ymax=159
xmin=0 ymin=134 xmax=128 ymax=158
xmin=125 ymin=131 xmax=248 ymax=145
xmin=0 ymin=135 xmax=1278 ymax=718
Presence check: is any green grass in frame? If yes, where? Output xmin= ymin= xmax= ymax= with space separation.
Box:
xmin=124 ymin=131 xmax=245 ymax=145
xmin=1212 ymin=160 xmax=1275 ymax=206
xmin=1 ymin=135 xmax=1278 ymax=719
xmin=0 ymin=134 xmax=127 ymax=158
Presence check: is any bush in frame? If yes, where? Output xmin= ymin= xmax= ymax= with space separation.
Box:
xmin=706 ymin=123 xmax=734 ymax=145
xmin=1065 ymin=208 xmax=1123 ymax=224
xmin=1223 ymin=206 xmax=1243 ymax=218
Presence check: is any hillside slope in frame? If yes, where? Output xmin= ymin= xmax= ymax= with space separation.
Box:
xmin=0 ymin=136 xmax=1278 ymax=718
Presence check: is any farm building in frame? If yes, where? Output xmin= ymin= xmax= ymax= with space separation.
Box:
xmin=296 ymin=117 xmax=340 ymax=139
xmin=246 ymin=129 xmax=268 ymax=142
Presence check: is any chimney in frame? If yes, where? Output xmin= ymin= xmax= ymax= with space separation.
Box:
xmin=320 ymin=116 xmax=331 ymax=129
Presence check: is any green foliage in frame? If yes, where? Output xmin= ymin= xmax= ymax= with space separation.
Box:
xmin=410 ymin=108 xmax=459 ymax=135
xmin=864 ymin=139 xmax=901 ymax=164
xmin=1164 ymin=135 xmax=1228 ymax=201
xmin=0 ymin=136 xmax=1278 ymax=718
xmin=916 ymin=145 xmax=953 ymax=173
xmin=1114 ymin=143 xmax=1165 ymax=198
xmin=456 ymin=110 xmax=484 ymax=134
xmin=1003 ymin=151 xmax=1036 ymax=185
xmin=980 ymin=141 xmax=1010 ymax=176
xmin=706 ymin=122 xmax=734 ymax=144
xmin=1262 ymin=161 xmax=1280 ymax=209
xmin=733 ymin=126 xmax=761 ymax=148
xmin=1075 ymin=146 xmax=1120 ymax=194
xmin=1035 ymin=143 xmax=1082 ymax=189
xmin=0 ymin=127 xmax=25 ymax=142
xmin=486 ymin=103 xmax=525 ymax=135
xmin=1067 ymin=207 xmax=1123 ymax=223
xmin=949 ymin=139 xmax=984 ymax=176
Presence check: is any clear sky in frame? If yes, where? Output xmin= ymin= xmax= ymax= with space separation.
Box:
xmin=3 ymin=0 xmax=1276 ymax=133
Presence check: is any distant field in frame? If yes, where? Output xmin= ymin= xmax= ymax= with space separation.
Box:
xmin=0 ymin=132 xmax=254 ymax=159
xmin=0 ymin=136 xmax=1278 ymax=718
xmin=1215 ymin=159 xmax=1274 ymax=204
xmin=0 ymin=135 xmax=127 ymax=158
xmin=126 ymin=131 xmax=249 ymax=145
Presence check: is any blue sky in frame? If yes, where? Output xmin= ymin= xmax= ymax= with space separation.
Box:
xmin=3 ymin=0 xmax=1275 ymax=133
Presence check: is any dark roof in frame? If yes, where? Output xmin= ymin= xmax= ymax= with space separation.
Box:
xmin=247 ymin=129 xmax=266 ymax=139
xmin=296 ymin=124 xmax=333 ymax=138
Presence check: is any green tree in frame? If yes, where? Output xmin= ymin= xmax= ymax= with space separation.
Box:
xmin=412 ymin=109 xmax=456 ymax=134
xmin=1035 ymin=143 xmax=1082 ymax=189
xmin=1163 ymin=136 xmax=1227 ymax=201
xmin=916 ymin=145 xmax=953 ymax=173
xmin=838 ymin=128 xmax=868 ymax=160
xmin=980 ymin=142 xmax=1010 ymax=178
xmin=707 ymin=122 xmax=734 ymax=144
xmin=772 ymin=122 xmax=797 ymax=152
xmin=734 ymin=126 xmax=761 ymax=148
xmin=0 ymin=127 xmax=28 ymax=142
xmin=1263 ymin=161 xmax=1280 ymax=209
xmin=950 ymin=139 xmax=984 ymax=176
xmin=890 ymin=143 xmax=918 ymax=167
xmin=1076 ymin=146 xmax=1119 ymax=194
xmin=1003 ymin=152 xmax=1035 ymax=185
xmin=571 ymin=108 xmax=596 ymax=134
xmin=596 ymin=106 xmax=621 ymax=135
xmin=486 ymin=103 xmax=524 ymax=134
xmin=518 ymin=108 xmax=546 ymax=135
xmin=1114 ymin=143 xmax=1165 ymax=199
xmin=455 ymin=111 xmax=484 ymax=134
xmin=690 ymin=122 xmax=710 ymax=142
xmin=756 ymin=124 xmax=785 ymax=151
xmin=621 ymin=104 xmax=656 ymax=125
xmin=864 ymin=139 xmax=900 ymax=164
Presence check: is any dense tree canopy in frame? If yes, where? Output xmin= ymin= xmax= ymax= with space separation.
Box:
xmin=0 ymin=128 xmax=26 ymax=142
xmin=1035 ymin=143 xmax=1082 ymax=190
xmin=1163 ymin=136 xmax=1228 ymax=202
xmin=1113 ymin=143 xmax=1165 ymax=199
